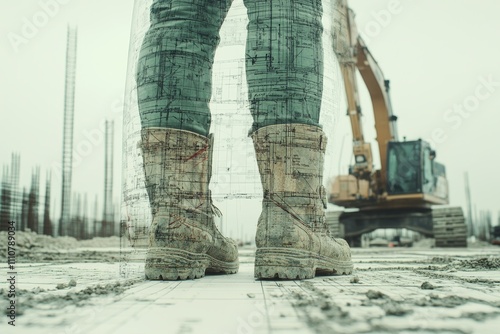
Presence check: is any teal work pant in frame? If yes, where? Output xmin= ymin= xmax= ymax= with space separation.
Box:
xmin=136 ymin=0 xmax=324 ymax=136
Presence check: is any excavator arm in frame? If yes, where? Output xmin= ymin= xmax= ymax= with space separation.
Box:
xmin=355 ymin=36 xmax=399 ymax=190
xmin=333 ymin=2 xmax=398 ymax=193
xmin=334 ymin=3 xmax=373 ymax=180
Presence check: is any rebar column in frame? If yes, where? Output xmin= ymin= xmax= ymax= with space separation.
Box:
xmin=43 ymin=172 xmax=53 ymax=236
xmin=10 ymin=153 xmax=21 ymax=226
xmin=59 ymin=26 xmax=78 ymax=237
xmin=103 ymin=120 xmax=114 ymax=236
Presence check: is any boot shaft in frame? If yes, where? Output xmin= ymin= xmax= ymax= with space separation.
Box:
xmin=141 ymin=128 xmax=213 ymax=216
xmin=251 ymin=124 xmax=326 ymax=195
xmin=140 ymin=128 xmax=239 ymax=279
xmin=251 ymin=124 xmax=329 ymax=232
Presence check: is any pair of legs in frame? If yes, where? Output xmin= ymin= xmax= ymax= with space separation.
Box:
xmin=136 ymin=0 xmax=352 ymax=280
xmin=136 ymin=0 xmax=324 ymax=134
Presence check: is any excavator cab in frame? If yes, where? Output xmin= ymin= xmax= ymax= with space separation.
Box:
xmin=386 ymin=140 xmax=448 ymax=204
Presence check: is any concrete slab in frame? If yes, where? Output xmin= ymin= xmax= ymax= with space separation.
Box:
xmin=1 ymin=247 xmax=500 ymax=334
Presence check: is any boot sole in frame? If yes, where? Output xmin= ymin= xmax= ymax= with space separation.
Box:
xmin=145 ymin=248 xmax=239 ymax=280
xmin=254 ymin=247 xmax=353 ymax=280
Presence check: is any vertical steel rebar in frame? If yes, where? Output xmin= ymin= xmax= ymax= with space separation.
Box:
xmin=59 ymin=26 xmax=78 ymax=237
xmin=103 ymin=120 xmax=115 ymax=236
xmin=43 ymin=172 xmax=53 ymax=236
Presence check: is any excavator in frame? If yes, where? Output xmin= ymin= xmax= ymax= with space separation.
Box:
xmin=327 ymin=1 xmax=467 ymax=247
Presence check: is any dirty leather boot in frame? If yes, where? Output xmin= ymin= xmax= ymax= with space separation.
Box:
xmin=251 ymin=124 xmax=353 ymax=279
xmin=141 ymin=128 xmax=239 ymax=280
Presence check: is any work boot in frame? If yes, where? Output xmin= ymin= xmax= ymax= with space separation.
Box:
xmin=251 ymin=124 xmax=353 ymax=279
xmin=141 ymin=128 xmax=239 ymax=280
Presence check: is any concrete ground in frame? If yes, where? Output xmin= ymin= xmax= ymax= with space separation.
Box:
xmin=1 ymin=246 xmax=500 ymax=334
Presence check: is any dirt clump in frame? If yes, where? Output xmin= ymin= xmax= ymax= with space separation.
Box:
xmin=0 ymin=230 xmax=122 ymax=263
xmin=1 ymin=279 xmax=139 ymax=316
xmin=421 ymin=281 xmax=435 ymax=290
xmin=0 ymin=230 xmax=120 ymax=253
xmin=366 ymin=290 xmax=386 ymax=300
xmin=350 ymin=276 xmax=360 ymax=283
xmin=429 ymin=256 xmax=453 ymax=264
xmin=416 ymin=294 xmax=471 ymax=308
xmin=383 ymin=301 xmax=412 ymax=316
xmin=456 ymin=257 xmax=500 ymax=270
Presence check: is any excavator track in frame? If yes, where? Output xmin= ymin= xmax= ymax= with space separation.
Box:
xmin=327 ymin=207 xmax=468 ymax=248
xmin=432 ymin=207 xmax=467 ymax=247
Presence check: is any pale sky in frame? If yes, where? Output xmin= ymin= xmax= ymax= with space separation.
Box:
xmin=0 ymin=0 xmax=499 ymax=239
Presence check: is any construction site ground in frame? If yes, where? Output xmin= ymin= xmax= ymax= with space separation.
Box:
xmin=1 ymin=235 xmax=500 ymax=334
